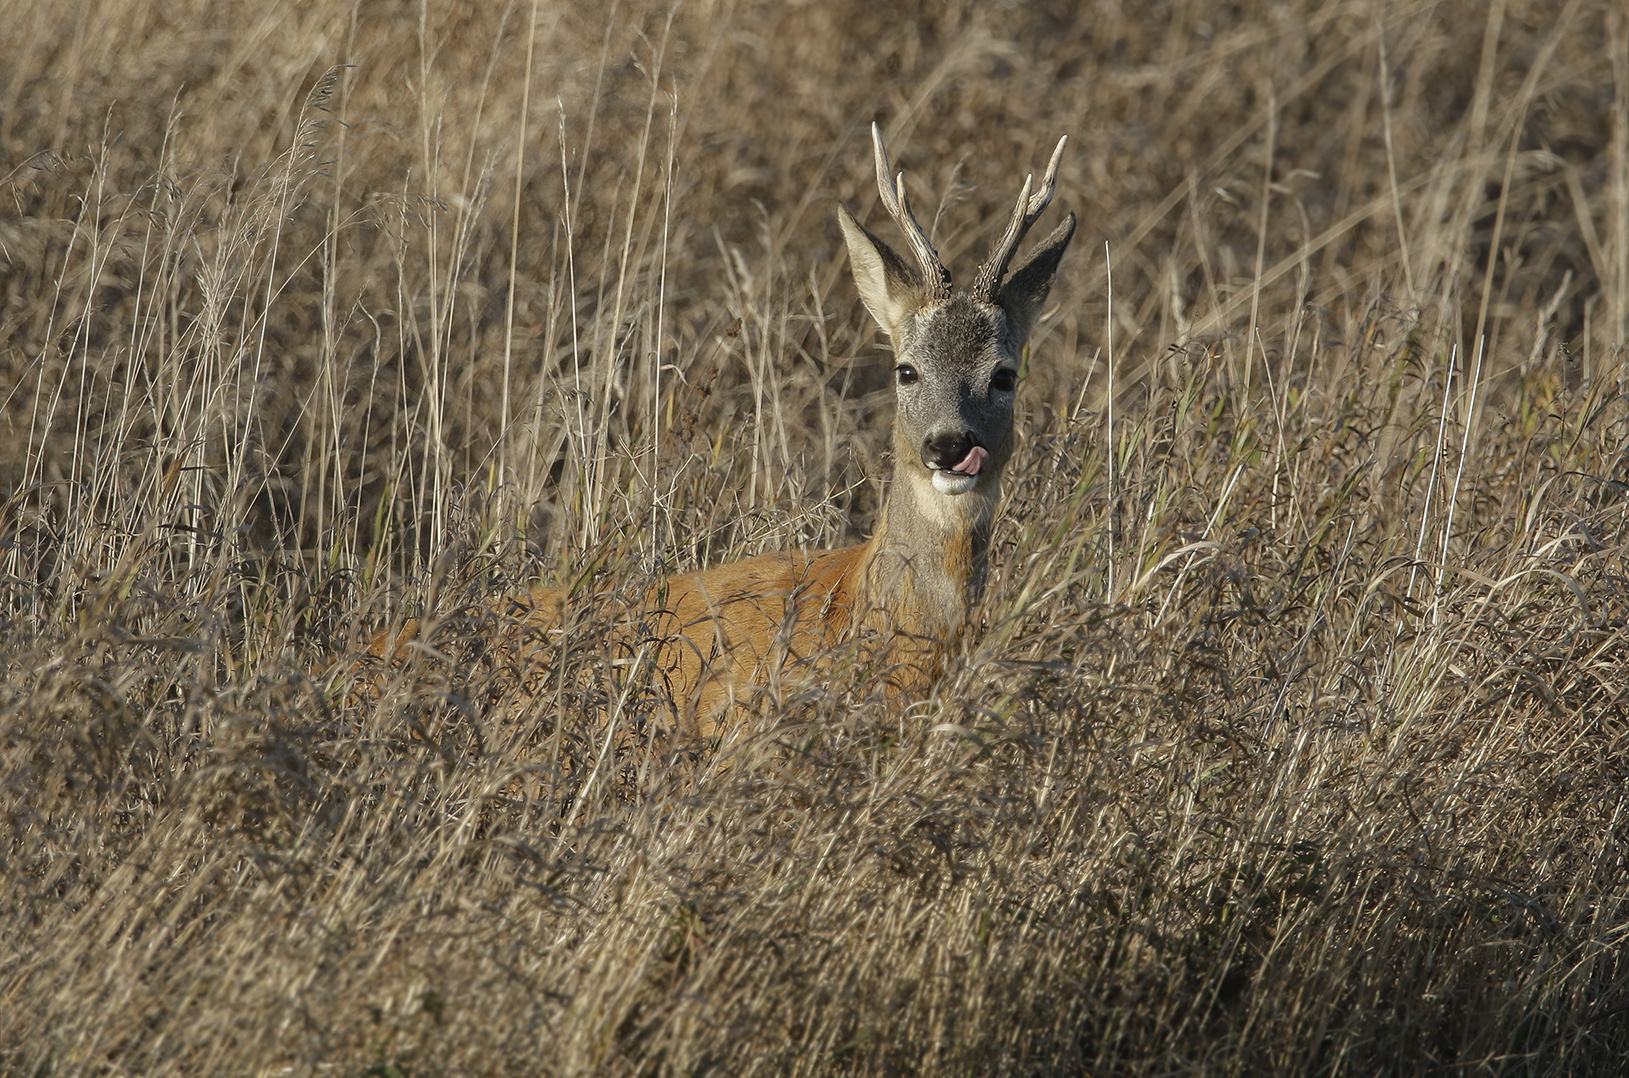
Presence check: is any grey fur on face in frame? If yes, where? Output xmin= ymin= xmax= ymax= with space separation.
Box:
xmin=890 ymin=297 xmax=1020 ymax=480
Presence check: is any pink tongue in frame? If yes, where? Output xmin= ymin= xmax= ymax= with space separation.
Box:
xmin=952 ymin=445 xmax=987 ymax=475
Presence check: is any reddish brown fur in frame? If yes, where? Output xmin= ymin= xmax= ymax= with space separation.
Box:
xmin=366 ymin=535 xmax=957 ymax=741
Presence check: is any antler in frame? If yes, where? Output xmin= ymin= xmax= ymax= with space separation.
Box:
xmin=871 ymin=123 xmax=953 ymax=301
xmin=972 ymin=135 xmax=1067 ymax=300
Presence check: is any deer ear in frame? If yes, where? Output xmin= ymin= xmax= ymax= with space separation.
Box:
xmin=997 ymin=211 xmax=1076 ymax=343
xmin=838 ymin=203 xmax=925 ymax=338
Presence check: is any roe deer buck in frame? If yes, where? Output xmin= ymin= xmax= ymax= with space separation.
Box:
xmin=369 ymin=124 xmax=1074 ymax=741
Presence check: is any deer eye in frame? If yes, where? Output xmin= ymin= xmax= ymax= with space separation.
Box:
xmin=991 ymin=368 xmax=1018 ymax=392
xmin=895 ymin=364 xmax=919 ymax=386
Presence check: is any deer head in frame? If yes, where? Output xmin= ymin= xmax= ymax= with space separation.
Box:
xmin=837 ymin=124 xmax=1075 ymax=509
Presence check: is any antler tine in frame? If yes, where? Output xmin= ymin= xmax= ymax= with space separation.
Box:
xmin=871 ymin=122 xmax=952 ymax=299
xmin=974 ymin=173 xmax=1034 ymax=299
xmin=1034 ymin=134 xmax=1067 ymax=215
xmin=974 ymin=135 xmax=1068 ymax=300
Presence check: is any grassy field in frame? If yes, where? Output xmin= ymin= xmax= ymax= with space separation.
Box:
xmin=3 ymin=0 xmax=1628 ymax=1073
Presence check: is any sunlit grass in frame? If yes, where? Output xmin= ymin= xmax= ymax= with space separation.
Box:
xmin=2 ymin=1 xmax=1626 ymax=1073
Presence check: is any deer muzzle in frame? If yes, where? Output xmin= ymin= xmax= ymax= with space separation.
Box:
xmin=924 ymin=437 xmax=987 ymax=495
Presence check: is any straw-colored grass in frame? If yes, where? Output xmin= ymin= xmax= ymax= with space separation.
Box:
xmin=3 ymin=0 xmax=1627 ymax=1073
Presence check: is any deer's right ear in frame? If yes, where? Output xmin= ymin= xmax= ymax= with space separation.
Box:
xmin=838 ymin=203 xmax=925 ymax=338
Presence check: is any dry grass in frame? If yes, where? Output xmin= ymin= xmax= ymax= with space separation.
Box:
xmin=3 ymin=0 xmax=1628 ymax=1073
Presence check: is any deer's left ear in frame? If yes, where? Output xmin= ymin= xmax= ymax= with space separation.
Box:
xmin=998 ymin=212 xmax=1076 ymax=343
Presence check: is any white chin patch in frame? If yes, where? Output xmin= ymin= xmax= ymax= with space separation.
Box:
xmin=931 ymin=470 xmax=979 ymax=495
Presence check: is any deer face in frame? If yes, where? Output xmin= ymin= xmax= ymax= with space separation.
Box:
xmin=886 ymin=297 xmax=1021 ymax=496
xmin=837 ymin=125 xmax=1074 ymax=502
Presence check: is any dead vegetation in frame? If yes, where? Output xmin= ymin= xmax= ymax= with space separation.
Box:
xmin=2 ymin=0 xmax=1627 ymax=1073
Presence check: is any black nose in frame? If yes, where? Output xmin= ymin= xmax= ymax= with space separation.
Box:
xmin=922 ymin=433 xmax=977 ymax=470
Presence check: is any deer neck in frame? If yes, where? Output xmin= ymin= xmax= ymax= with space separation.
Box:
xmin=857 ymin=467 xmax=999 ymax=642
